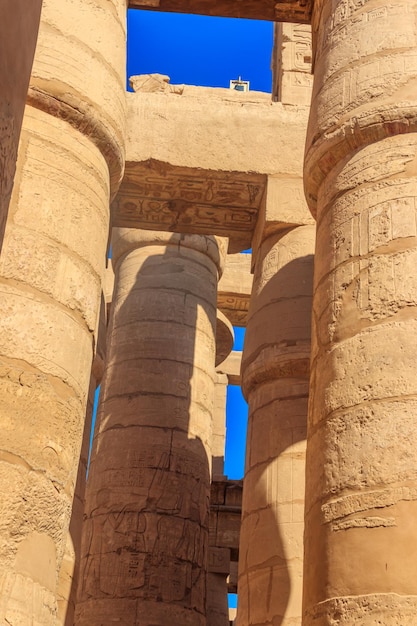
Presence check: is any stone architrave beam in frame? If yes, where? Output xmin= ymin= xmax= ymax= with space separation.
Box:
xmin=216 ymin=351 xmax=242 ymax=387
xmin=113 ymin=88 xmax=310 ymax=253
xmin=127 ymin=0 xmax=313 ymax=24
xmin=210 ymin=479 xmax=242 ymax=552
xmin=218 ymin=253 xmax=252 ymax=327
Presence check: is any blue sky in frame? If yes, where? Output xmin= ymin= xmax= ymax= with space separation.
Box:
xmin=127 ymin=9 xmax=273 ymax=92
xmin=126 ymin=10 xmax=272 ymax=481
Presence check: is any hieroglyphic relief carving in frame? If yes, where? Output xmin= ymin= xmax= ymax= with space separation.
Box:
xmin=292 ymin=24 xmax=313 ymax=71
xmin=120 ymin=162 xmax=264 ymax=208
xmin=273 ymin=23 xmax=313 ymax=104
xmin=113 ymin=162 xmax=266 ymax=249
xmin=217 ymin=294 xmax=249 ymax=328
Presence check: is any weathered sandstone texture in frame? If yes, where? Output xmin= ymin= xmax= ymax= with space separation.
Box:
xmin=212 ymin=372 xmax=229 ymax=480
xmin=303 ymin=0 xmax=417 ymax=623
xmin=114 ymin=88 xmax=311 ymax=252
xmin=0 ymin=0 xmax=42 ymax=251
xmin=207 ymin=546 xmax=230 ymax=626
xmin=237 ymin=225 xmax=315 ymax=626
xmin=76 ymin=229 xmax=226 ymax=625
xmin=0 ymin=0 xmax=126 ymax=622
xmin=272 ymin=23 xmax=313 ymax=105
xmin=56 ymin=299 xmax=107 ymax=626
xmin=217 ymin=253 xmax=253 ymax=327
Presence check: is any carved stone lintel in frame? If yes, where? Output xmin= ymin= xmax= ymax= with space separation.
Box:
xmin=128 ymin=0 xmax=312 ymax=23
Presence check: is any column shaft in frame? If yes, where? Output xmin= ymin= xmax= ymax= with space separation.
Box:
xmin=0 ymin=1 xmax=126 ymax=622
xmin=207 ymin=568 xmax=229 ymax=626
xmin=237 ymin=225 xmax=315 ymax=626
xmin=76 ymin=230 xmax=225 ymax=626
xmin=303 ymin=0 xmax=417 ymax=623
xmin=57 ymin=299 xmax=106 ymax=625
xmin=212 ymin=372 xmax=228 ymax=479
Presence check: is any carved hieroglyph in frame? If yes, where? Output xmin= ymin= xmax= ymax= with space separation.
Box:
xmin=237 ymin=225 xmax=315 ymax=626
xmin=76 ymin=230 xmax=226 ymax=626
xmin=114 ymin=160 xmax=265 ymax=253
xmin=303 ymin=0 xmax=417 ymax=623
xmin=217 ymin=253 xmax=253 ymax=327
xmin=272 ymin=23 xmax=313 ymax=105
xmin=0 ymin=0 xmax=126 ymax=622
xmin=114 ymin=89 xmax=310 ymax=252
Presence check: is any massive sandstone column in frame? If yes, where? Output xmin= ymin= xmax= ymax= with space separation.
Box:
xmin=303 ymin=0 xmax=417 ymax=623
xmin=0 ymin=1 xmax=126 ymax=622
xmin=57 ymin=296 xmax=107 ymax=626
xmin=237 ymin=224 xmax=315 ymax=626
xmin=212 ymin=371 xmax=229 ymax=479
xmin=76 ymin=229 xmax=226 ymax=626
xmin=207 ymin=372 xmax=230 ymax=626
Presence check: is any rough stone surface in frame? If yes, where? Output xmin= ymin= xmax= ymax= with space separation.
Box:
xmin=207 ymin=547 xmax=230 ymax=626
xmin=0 ymin=1 xmax=126 ymax=622
xmin=272 ymin=23 xmax=313 ymax=105
xmin=57 ymin=302 xmax=106 ymax=626
xmin=113 ymin=90 xmax=310 ymax=252
xmin=218 ymin=253 xmax=253 ymax=327
xmin=212 ymin=373 xmax=228 ymax=479
xmin=1 ymin=1 xmax=415 ymax=623
xmin=237 ymin=225 xmax=315 ymax=626
xmin=76 ymin=230 xmax=226 ymax=626
xmin=303 ymin=0 xmax=417 ymax=623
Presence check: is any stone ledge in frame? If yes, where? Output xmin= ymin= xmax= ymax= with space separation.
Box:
xmin=128 ymin=0 xmax=312 ymax=23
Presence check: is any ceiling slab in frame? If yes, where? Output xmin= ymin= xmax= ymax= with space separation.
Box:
xmin=128 ymin=0 xmax=312 ymax=24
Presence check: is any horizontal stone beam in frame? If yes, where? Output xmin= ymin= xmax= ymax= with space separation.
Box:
xmin=113 ymin=159 xmax=265 ymax=253
xmin=210 ymin=479 xmax=242 ymax=552
xmin=216 ymin=351 xmax=242 ymax=387
xmin=112 ymin=88 xmax=310 ymax=253
xmin=127 ymin=0 xmax=312 ymax=24
xmin=218 ymin=252 xmax=252 ymax=327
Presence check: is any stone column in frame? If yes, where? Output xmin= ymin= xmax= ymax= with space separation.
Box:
xmin=0 ymin=1 xmax=126 ymax=622
xmin=207 ymin=547 xmax=230 ymax=626
xmin=237 ymin=224 xmax=315 ymax=626
xmin=76 ymin=229 xmax=226 ymax=626
xmin=303 ymin=1 xmax=417 ymax=623
xmin=212 ymin=372 xmax=229 ymax=480
xmin=57 ymin=295 xmax=107 ymax=625
xmin=207 ymin=372 xmax=230 ymax=626
xmin=0 ymin=0 xmax=42 ymax=251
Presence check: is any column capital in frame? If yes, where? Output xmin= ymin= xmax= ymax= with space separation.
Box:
xmin=112 ymin=228 xmax=228 ymax=276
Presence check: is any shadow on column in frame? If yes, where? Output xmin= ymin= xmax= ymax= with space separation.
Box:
xmin=74 ymin=232 xmax=222 ymax=626
xmin=238 ymin=229 xmax=314 ymax=626
xmin=59 ymin=292 xmax=107 ymax=626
